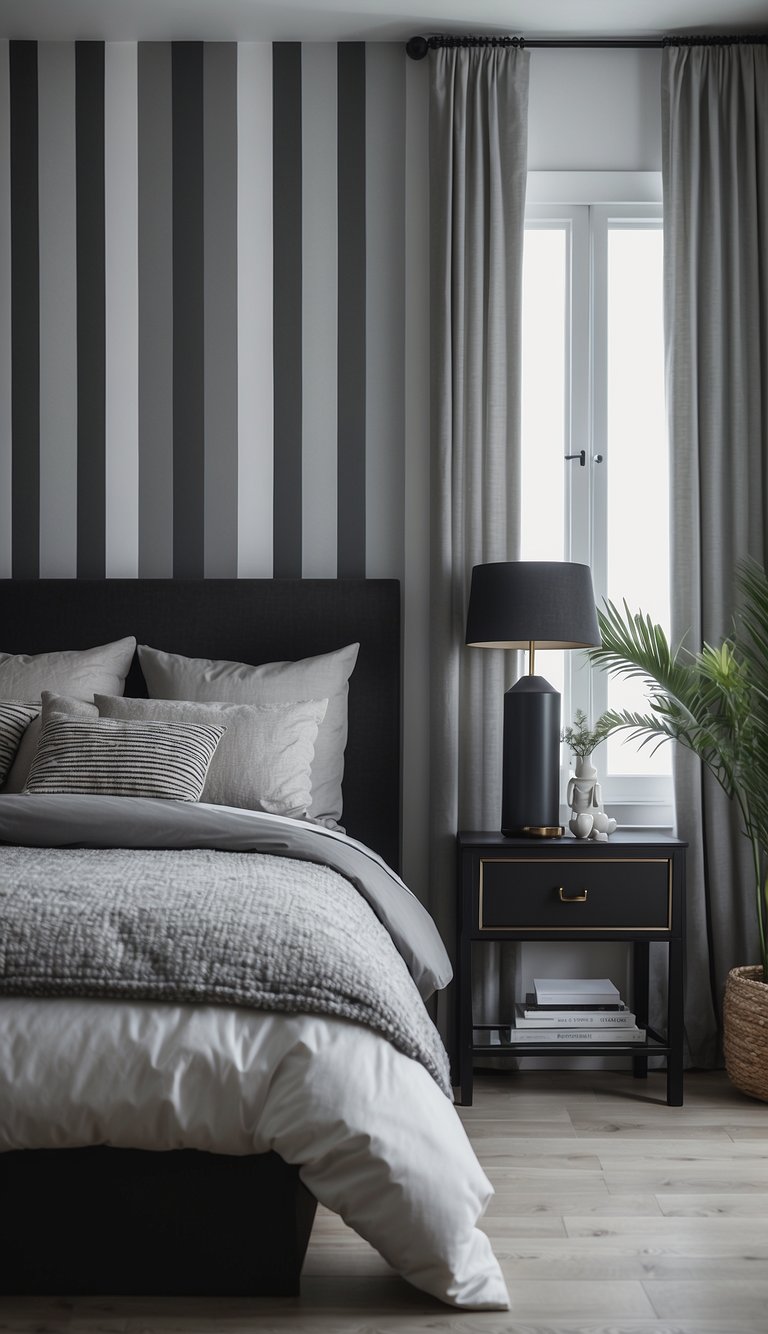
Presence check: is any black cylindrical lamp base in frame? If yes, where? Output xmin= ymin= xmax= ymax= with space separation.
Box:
xmin=501 ymin=676 xmax=562 ymax=837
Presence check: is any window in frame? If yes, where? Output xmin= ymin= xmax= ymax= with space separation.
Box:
xmin=521 ymin=174 xmax=672 ymax=826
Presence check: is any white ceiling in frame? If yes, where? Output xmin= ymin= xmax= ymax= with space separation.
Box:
xmin=0 ymin=1 xmax=766 ymax=43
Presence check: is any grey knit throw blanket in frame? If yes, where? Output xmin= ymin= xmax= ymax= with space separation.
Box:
xmin=0 ymin=845 xmax=451 ymax=1096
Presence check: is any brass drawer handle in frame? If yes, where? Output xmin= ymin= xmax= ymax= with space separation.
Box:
xmin=559 ymin=887 xmax=588 ymax=903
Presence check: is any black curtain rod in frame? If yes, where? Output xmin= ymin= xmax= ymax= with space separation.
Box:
xmin=406 ymin=34 xmax=768 ymax=59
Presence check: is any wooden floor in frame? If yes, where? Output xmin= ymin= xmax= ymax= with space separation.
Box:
xmin=2 ymin=1069 xmax=767 ymax=1333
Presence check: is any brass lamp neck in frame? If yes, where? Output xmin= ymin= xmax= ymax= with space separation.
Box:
xmin=528 ymin=640 xmax=536 ymax=675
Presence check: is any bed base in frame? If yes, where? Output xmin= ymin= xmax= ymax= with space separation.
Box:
xmin=0 ymin=1146 xmax=317 ymax=1296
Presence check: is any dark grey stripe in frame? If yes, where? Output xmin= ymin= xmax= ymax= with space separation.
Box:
xmin=203 ymin=43 xmax=238 ymax=578
xmin=9 ymin=41 xmax=39 ymax=579
xmin=137 ymin=41 xmax=173 ymax=577
xmin=272 ymin=42 xmax=302 ymax=578
xmin=75 ymin=41 xmax=106 ymax=579
xmin=337 ymin=43 xmax=366 ymax=578
xmin=172 ymin=42 xmax=205 ymax=579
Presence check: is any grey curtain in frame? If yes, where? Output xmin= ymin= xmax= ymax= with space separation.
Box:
xmin=662 ymin=42 xmax=768 ymax=1066
xmin=427 ymin=46 xmax=530 ymax=1041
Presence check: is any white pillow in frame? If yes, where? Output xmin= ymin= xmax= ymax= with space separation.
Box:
xmin=138 ymin=642 xmax=358 ymax=829
xmin=0 ymin=637 xmax=136 ymax=794
xmin=25 ymin=716 xmax=224 ymax=803
xmin=95 ymin=694 xmax=328 ymax=819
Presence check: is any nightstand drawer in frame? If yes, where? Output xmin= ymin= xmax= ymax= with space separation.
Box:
xmin=478 ymin=856 xmax=672 ymax=931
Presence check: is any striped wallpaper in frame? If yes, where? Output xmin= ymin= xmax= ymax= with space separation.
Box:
xmin=0 ymin=37 xmax=430 ymax=896
xmin=0 ymin=39 xmax=419 ymax=586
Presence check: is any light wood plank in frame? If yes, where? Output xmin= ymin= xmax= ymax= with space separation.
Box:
xmin=658 ymin=1192 xmax=768 ymax=1216
xmin=644 ymin=1278 xmax=768 ymax=1321
xmin=484 ymin=1189 xmax=662 ymax=1216
xmin=564 ymin=1214 xmax=768 ymax=1242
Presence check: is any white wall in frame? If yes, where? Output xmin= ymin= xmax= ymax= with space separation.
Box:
xmin=528 ymin=48 xmax=662 ymax=171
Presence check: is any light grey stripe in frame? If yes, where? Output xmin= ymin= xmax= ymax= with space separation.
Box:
xmin=236 ymin=42 xmax=273 ymax=577
xmin=301 ymin=42 xmax=337 ymax=577
xmin=137 ymin=41 xmax=173 ymax=577
xmin=0 ymin=41 xmax=11 ymax=578
xmin=203 ymin=42 xmax=238 ymax=578
xmin=365 ymin=43 xmax=405 ymax=581
xmin=38 ymin=43 xmax=78 ymax=578
xmin=104 ymin=40 xmax=139 ymax=577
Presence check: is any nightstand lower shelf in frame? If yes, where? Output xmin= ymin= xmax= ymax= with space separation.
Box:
xmin=471 ymin=1023 xmax=674 ymax=1079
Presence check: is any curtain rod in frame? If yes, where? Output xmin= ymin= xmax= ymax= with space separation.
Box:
xmin=405 ymin=34 xmax=768 ymax=59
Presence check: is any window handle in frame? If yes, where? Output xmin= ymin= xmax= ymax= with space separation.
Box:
xmin=564 ymin=450 xmax=586 ymax=467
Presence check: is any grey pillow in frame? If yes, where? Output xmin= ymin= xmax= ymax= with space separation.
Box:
xmin=25 ymin=715 xmax=224 ymax=803
xmin=0 ymin=637 xmax=137 ymax=793
xmin=0 ymin=702 xmax=40 ymax=784
xmin=94 ymin=694 xmax=328 ymax=819
xmin=137 ymin=642 xmax=359 ymax=829
xmin=41 ymin=694 xmax=98 ymax=723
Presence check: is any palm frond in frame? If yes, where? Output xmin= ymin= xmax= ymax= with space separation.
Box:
xmin=590 ymin=602 xmax=707 ymax=726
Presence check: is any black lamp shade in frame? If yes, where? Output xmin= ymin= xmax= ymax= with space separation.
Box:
xmin=465 ymin=561 xmax=600 ymax=650
xmin=465 ymin=561 xmax=600 ymax=837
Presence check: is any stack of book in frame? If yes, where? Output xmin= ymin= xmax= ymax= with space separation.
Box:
xmin=511 ymin=978 xmax=646 ymax=1042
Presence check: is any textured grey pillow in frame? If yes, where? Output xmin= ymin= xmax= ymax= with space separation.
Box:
xmin=25 ymin=716 xmax=224 ymax=802
xmin=0 ymin=637 xmax=137 ymax=794
xmin=41 ymin=693 xmax=98 ymax=724
xmin=0 ymin=702 xmax=40 ymax=784
xmin=94 ymin=694 xmax=327 ymax=818
xmin=137 ymin=642 xmax=359 ymax=829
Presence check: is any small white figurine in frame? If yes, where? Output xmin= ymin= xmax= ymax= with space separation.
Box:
xmin=561 ymin=711 xmax=618 ymax=841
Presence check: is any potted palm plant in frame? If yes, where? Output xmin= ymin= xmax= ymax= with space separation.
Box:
xmin=587 ymin=559 xmax=768 ymax=1100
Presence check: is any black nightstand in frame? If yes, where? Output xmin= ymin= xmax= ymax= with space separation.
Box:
xmin=456 ymin=830 xmax=687 ymax=1107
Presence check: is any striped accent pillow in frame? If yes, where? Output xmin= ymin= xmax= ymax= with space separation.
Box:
xmin=24 ymin=716 xmax=225 ymax=802
xmin=0 ymin=702 xmax=40 ymax=784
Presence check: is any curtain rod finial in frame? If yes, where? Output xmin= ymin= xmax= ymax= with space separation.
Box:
xmin=406 ymin=36 xmax=429 ymax=60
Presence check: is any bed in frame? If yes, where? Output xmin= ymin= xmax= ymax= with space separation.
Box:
xmin=0 ymin=578 xmax=508 ymax=1311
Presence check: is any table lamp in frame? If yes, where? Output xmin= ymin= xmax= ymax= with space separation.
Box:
xmin=465 ymin=560 xmax=600 ymax=837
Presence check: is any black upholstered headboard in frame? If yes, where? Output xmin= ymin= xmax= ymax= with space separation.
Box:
xmin=0 ymin=579 xmax=401 ymax=870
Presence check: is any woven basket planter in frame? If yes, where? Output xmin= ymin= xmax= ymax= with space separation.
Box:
xmin=724 ymin=965 xmax=768 ymax=1101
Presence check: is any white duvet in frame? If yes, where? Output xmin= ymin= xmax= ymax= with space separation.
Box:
xmin=0 ymin=797 xmax=509 ymax=1311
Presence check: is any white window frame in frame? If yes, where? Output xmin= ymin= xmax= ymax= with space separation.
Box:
xmin=524 ymin=173 xmax=673 ymax=830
